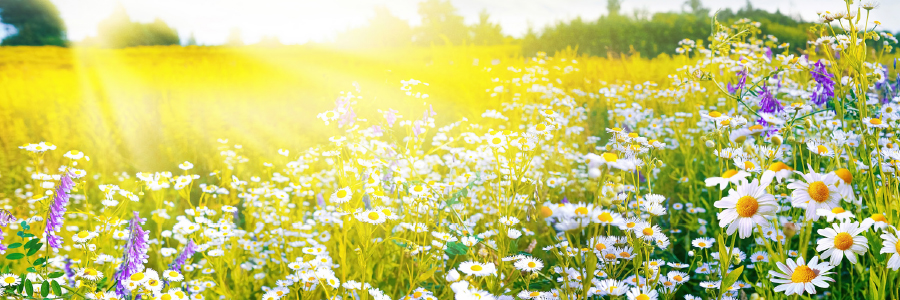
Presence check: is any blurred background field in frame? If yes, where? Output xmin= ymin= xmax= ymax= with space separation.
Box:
xmin=0 ymin=0 xmax=898 ymax=187
xmin=0 ymin=45 xmax=684 ymax=176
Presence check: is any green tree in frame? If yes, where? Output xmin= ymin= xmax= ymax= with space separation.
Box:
xmin=0 ymin=0 xmax=66 ymax=46
xmin=471 ymin=9 xmax=504 ymax=46
xmin=414 ymin=0 xmax=468 ymax=46
xmin=97 ymin=4 xmax=179 ymax=48
xmin=607 ymin=0 xmax=622 ymax=16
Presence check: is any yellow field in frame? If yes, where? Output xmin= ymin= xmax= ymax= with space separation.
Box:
xmin=0 ymin=45 xmax=684 ymax=174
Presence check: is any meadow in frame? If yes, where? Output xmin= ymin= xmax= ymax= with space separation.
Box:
xmin=2 ymin=6 xmax=900 ymax=300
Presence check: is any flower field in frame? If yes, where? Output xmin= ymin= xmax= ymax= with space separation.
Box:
xmin=3 ymin=7 xmax=900 ymax=300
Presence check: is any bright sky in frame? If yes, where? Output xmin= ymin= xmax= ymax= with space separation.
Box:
xmin=28 ymin=0 xmax=900 ymax=45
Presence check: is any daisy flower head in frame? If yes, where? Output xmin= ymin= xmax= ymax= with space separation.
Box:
xmin=634 ymin=222 xmax=665 ymax=242
xmin=761 ymin=161 xmax=793 ymax=185
xmin=0 ymin=273 xmax=21 ymax=287
xmin=788 ymin=171 xmax=840 ymax=220
xmin=329 ymin=187 xmax=352 ymax=204
xmin=769 ymin=256 xmax=835 ymax=295
xmin=79 ymin=267 xmax=103 ymax=281
xmin=513 ymin=257 xmax=544 ymax=272
xmin=816 ymin=221 xmax=870 ymax=265
xmin=863 ymin=117 xmax=888 ymax=128
xmin=705 ymin=169 xmax=751 ymax=190
xmin=596 ymin=279 xmax=627 ymax=296
xmin=880 ymin=231 xmax=900 ymax=270
xmin=692 ymin=237 xmax=715 ymax=249
xmin=355 ymin=210 xmax=387 ymax=225
xmin=626 ymin=286 xmax=659 ymax=300
xmin=714 ymin=179 xmax=778 ymax=238
xmin=815 ymin=206 xmax=854 ymax=222
xmin=591 ymin=209 xmax=624 ymax=226
xmin=458 ymin=261 xmax=496 ymax=277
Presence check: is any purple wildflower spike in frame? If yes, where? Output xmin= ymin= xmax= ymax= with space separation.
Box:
xmin=168 ymin=240 xmax=197 ymax=272
xmin=810 ymin=60 xmax=835 ymax=106
xmin=45 ymin=172 xmax=74 ymax=249
xmin=115 ymin=212 xmax=150 ymax=296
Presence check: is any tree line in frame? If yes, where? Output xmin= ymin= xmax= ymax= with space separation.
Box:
xmin=1 ymin=0 xmax=896 ymax=57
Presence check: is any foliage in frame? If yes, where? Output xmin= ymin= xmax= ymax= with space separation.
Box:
xmin=94 ymin=4 xmax=180 ymax=48
xmin=0 ymin=0 xmax=66 ymax=46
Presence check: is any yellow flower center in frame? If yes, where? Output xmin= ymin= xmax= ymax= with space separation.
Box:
xmin=527 ymin=262 xmax=536 ymax=268
xmin=130 ymin=272 xmax=144 ymax=281
xmin=414 ymin=185 xmax=424 ymax=192
xmin=470 ymin=265 xmax=483 ymax=271
xmin=756 ymin=255 xmax=765 ymax=260
xmin=807 ymin=181 xmax=830 ymax=202
xmin=673 ymin=275 xmax=683 ymax=281
xmin=735 ymin=195 xmax=759 ymax=217
xmin=790 ymin=265 xmax=817 ymax=283
xmin=536 ymin=124 xmax=547 ymax=131
xmin=743 ymin=161 xmax=755 ymax=170
xmin=539 ymin=206 xmax=553 ymax=218
xmin=834 ymin=232 xmax=854 ymax=250
xmin=816 ymin=145 xmax=828 ymax=154
xmin=367 ymin=212 xmax=380 ymax=221
xmin=162 ymin=295 xmax=172 ymax=300
xmin=722 ymin=170 xmax=739 ymax=178
xmin=4 ymin=277 xmax=16 ymax=284
xmin=597 ymin=212 xmax=614 ymax=222
xmin=831 ymin=207 xmax=845 ymax=214
xmin=749 ymin=124 xmax=764 ymax=131
xmin=413 ymin=292 xmax=423 ymax=298
xmin=642 ymin=228 xmax=654 ymax=236
xmin=834 ymin=168 xmax=852 ymax=184
xmin=77 ymin=231 xmax=90 ymax=239
xmin=602 ymin=152 xmax=618 ymax=162
xmin=626 ymin=222 xmax=636 ymax=228
xmin=870 ymin=118 xmax=883 ymax=125
xmin=620 ymin=252 xmax=631 ymax=258
xmin=491 ymin=137 xmax=502 ymax=145
xmin=84 ymin=269 xmax=97 ymax=276
xmin=708 ymin=111 xmax=722 ymax=118
xmin=574 ymin=207 xmax=588 ymax=215
xmin=895 ymin=241 xmax=900 ymax=255
xmin=698 ymin=242 xmax=706 ymax=247
xmin=529 ymin=292 xmax=540 ymax=297
xmin=636 ymin=294 xmax=650 ymax=300
xmin=605 ymin=253 xmax=617 ymax=260
xmin=594 ymin=243 xmax=606 ymax=251
xmin=336 ymin=190 xmax=347 ymax=198
xmin=768 ymin=162 xmax=791 ymax=172
xmin=872 ymin=214 xmax=888 ymax=222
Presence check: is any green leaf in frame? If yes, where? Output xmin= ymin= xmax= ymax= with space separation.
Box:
xmin=51 ymin=280 xmax=62 ymax=296
xmin=41 ymin=280 xmax=49 ymax=297
xmin=48 ymin=272 xmax=64 ymax=279
xmin=21 ymin=220 xmax=30 ymax=230
xmin=8 ymin=243 xmax=22 ymax=249
xmin=33 ymin=258 xmax=47 ymax=266
xmin=26 ymin=244 xmax=42 ymax=256
xmin=722 ymin=265 xmax=744 ymax=289
xmin=27 ymin=267 xmax=37 ymax=273
xmin=24 ymin=238 xmax=39 ymax=249
xmin=21 ymin=233 xmax=35 ymax=238
xmin=25 ymin=279 xmax=34 ymax=296
xmin=5 ymin=253 xmax=24 ymax=260
xmin=445 ymin=241 xmax=468 ymax=256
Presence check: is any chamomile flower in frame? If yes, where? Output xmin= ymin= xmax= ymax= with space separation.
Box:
xmin=692 ymin=237 xmax=715 ymax=249
xmin=626 ymin=286 xmax=659 ymax=300
xmin=714 ymin=179 xmax=778 ymax=238
xmin=788 ymin=171 xmax=840 ymax=220
xmin=458 ymin=261 xmax=496 ymax=277
xmin=79 ymin=268 xmax=103 ymax=281
xmin=329 ymin=187 xmax=353 ymax=204
xmin=705 ymin=170 xmax=750 ymax=190
xmin=879 ymin=231 xmax=900 ymax=270
xmin=815 ymin=206 xmax=854 ymax=222
xmin=816 ymin=221 xmax=869 ymax=265
xmin=769 ymin=256 xmax=835 ymax=295
xmin=0 ymin=273 xmax=21 ymax=287
xmin=513 ymin=257 xmax=544 ymax=272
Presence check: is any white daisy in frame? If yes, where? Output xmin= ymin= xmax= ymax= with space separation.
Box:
xmin=769 ymin=256 xmax=835 ymax=295
xmin=713 ymin=179 xmax=778 ymax=238
xmin=816 ymin=221 xmax=869 ymax=265
xmin=705 ymin=170 xmax=751 ymax=190
xmin=879 ymin=231 xmax=900 ymax=270
xmin=788 ymin=171 xmax=841 ymax=220
xmin=458 ymin=261 xmax=496 ymax=277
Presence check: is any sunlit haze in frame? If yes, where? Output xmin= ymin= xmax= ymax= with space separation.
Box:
xmin=39 ymin=0 xmax=900 ymax=45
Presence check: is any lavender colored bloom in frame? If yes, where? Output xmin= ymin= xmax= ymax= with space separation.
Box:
xmin=810 ymin=60 xmax=835 ymax=106
xmin=45 ymin=172 xmax=74 ymax=249
xmin=168 ymin=240 xmax=197 ymax=272
xmin=727 ymin=69 xmax=748 ymax=94
xmin=383 ymin=108 xmax=399 ymax=127
xmin=758 ymin=83 xmax=784 ymax=114
xmin=64 ymin=258 xmax=76 ymax=287
xmin=115 ymin=212 xmax=150 ymax=296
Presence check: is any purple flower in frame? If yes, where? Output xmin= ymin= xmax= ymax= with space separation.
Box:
xmin=115 ymin=212 xmax=150 ymax=296
xmin=45 ymin=172 xmax=74 ymax=249
xmin=383 ymin=108 xmax=399 ymax=127
xmin=168 ymin=240 xmax=197 ymax=272
xmin=727 ymin=69 xmax=748 ymax=94
xmin=64 ymin=259 xmax=76 ymax=287
xmin=810 ymin=60 xmax=835 ymax=106
xmin=758 ymin=83 xmax=783 ymax=114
